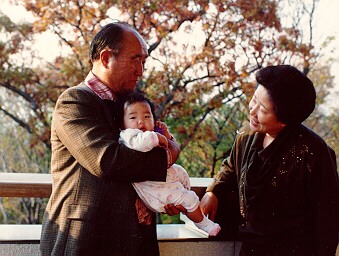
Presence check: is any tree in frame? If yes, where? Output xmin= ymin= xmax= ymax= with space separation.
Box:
xmin=178 ymin=97 xmax=248 ymax=177
xmin=0 ymin=14 xmax=52 ymax=224
xmin=0 ymin=0 xmax=337 ymax=223
xmin=0 ymin=120 xmax=50 ymax=224
xmin=2 ymin=0 xmax=337 ymax=174
xmin=305 ymin=65 xmax=339 ymax=164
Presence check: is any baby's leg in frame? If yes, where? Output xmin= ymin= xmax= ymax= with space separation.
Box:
xmin=186 ymin=207 xmax=203 ymax=222
xmin=133 ymin=181 xmax=195 ymax=213
xmin=187 ymin=207 xmax=221 ymax=236
xmin=177 ymin=190 xmax=221 ymax=236
xmin=166 ymin=164 xmax=191 ymax=190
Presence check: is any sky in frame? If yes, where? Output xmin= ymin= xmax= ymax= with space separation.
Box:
xmin=0 ymin=0 xmax=338 ymax=110
xmin=307 ymin=0 xmax=339 ymax=111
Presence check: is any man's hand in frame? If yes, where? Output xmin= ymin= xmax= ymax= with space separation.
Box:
xmin=200 ymin=192 xmax=218 ymax=221
xmin=167 ymin=138 xmax=180 ymax=165
xmin=156 ymin=133 xmax=168 ymax=148
xmin=164 ymin=204 xmax=187 ymax=216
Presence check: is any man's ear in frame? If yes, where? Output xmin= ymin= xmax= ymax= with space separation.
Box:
xmin=100 ymin=49 xmax=113 ymax=68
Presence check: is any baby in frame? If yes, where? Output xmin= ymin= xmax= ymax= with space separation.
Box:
xmin=119 ymin=92 xmax=221 ymax=236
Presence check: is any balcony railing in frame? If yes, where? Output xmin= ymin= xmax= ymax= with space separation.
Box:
xmin=0 ymin=173 xmax=241 ymax=256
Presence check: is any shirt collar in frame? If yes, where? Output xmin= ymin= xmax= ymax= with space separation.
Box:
xmin=84 ymin=71 xmax=115 ymax=101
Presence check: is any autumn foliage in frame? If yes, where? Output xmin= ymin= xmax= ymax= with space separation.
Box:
xmin=0 ymin=0 xmax=337 ymax=179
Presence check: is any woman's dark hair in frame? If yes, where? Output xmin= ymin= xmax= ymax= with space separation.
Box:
xmin=255 ymin=65 xmax=316 ymax=125
xmin=89 ymin=22 xmax=135 ymax=63
xmin=121 ymin=91 xmax=157 ymax=128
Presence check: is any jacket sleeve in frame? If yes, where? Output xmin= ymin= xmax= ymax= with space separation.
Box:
xmin=312 ymin=144 xmax=339 ymax=255
xmin=119 ymin=129 xmax=159 ymax=152
xmin=52 ymin=86 xmax=167 ymax=182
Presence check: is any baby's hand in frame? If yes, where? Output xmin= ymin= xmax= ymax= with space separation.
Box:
xmin=155 ymin=121 xmax=171 ymax=139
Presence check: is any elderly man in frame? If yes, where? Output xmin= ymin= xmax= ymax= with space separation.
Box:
xmin=40 ymin=22 xmax=180 ymax=256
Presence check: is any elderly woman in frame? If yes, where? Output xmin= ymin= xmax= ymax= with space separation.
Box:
xmin=200 ymin=65 xmax=339 ymax=255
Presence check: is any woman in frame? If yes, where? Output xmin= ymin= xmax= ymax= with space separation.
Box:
xmin=200 ymin=65 xmax=339 ymax=255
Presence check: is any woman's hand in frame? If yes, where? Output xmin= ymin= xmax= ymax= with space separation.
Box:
xmin=200 ymin=192 xmax=218 ymax=221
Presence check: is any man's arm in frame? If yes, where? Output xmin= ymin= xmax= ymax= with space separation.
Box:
xmin=167 ymin=138 xmax=180 ymax=166
xmin=54 ymin=87 xmax=168 ymax=182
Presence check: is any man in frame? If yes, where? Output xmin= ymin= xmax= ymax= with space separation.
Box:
xmin=40 ymin=22 xmax=180 ymax=256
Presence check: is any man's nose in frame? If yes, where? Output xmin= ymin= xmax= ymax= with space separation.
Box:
xmin=135 ymin=62 xmax=144 ymax=76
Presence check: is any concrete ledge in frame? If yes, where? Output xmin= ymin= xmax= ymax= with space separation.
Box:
xmin=159 ymin=241 xmax=241 ymax=256
xmin=0 ymin=224 xmax=241 ymax=256
xmin=0 ymin=224 xmax=209 ymax=241
xmin=0 ymin=241 xmax=241 ymax=256
xmin=1 ymin=173 xmax=241 ymax=255
xmin=0 ymin=242 xmax=40 ymax=256
xmin=0 ymin=225 xmax=42 ymax=241
xmin=1 ymin=173 xmax=338 ymax=255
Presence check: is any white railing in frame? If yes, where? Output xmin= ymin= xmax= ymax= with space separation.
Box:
xmin=0 ymin=173 xmax=241 ymax=256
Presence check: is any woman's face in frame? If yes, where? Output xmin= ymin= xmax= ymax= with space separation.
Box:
xmin=249 ymin=85 xmax=286 ymax=136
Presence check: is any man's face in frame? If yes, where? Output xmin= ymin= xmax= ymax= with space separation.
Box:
xmin=106 ymin=30 xmax=148 ymax=97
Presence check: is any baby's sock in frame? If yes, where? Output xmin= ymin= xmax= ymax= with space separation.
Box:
xmin=194 ymin=215 xmax=221 ymax=236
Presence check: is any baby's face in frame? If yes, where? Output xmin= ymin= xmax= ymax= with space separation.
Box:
xmin=123 ymin=101 xmax=155 ymax=132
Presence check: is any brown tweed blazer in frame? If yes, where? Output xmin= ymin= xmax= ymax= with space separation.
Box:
xmin=40 ymin=83 xmax=168 ymax=256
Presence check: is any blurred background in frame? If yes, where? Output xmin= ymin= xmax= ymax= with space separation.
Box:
xmin=0 ymin=0 xmax=338 ymax=224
